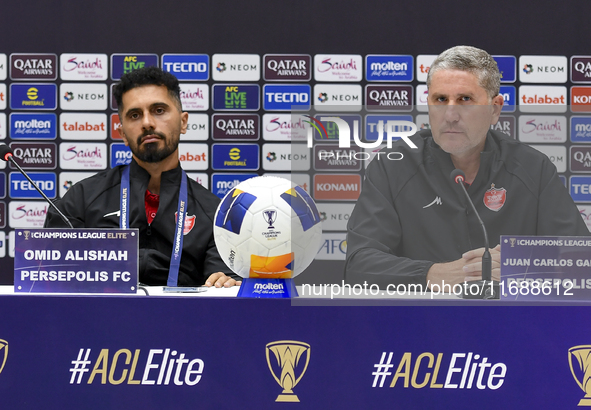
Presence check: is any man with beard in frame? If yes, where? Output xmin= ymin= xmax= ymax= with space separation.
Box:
xmin=45 ymin=66 xmax=240 ymax=288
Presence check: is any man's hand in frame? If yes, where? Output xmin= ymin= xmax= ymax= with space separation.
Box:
xmin=426 ymin=245 xmax=501 ymax=288
xmin=205 ymin=272 xmax=242 ymax=288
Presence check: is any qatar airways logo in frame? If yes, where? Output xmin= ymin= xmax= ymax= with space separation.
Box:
xmin=179 ymin=84 xmax=209 ymax=111
xmin=314 ymin=54 xmax=362 ymax=81
xmin=60 ymin=143 xmax=107 ymax=170
xmin=60 ymin=54 xmax=108 ymax=80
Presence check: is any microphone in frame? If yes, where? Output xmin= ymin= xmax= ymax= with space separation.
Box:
xmin=450 ymin=169 xmax=498 ymax=299
xmin=0 ymin=144 xmax=74 ymax=229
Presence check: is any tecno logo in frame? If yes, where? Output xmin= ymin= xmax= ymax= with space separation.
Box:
xmin=571 ymin=87 xmax=591 ymax=112
xmin=313 ymin=174 xmax=361 ymax=201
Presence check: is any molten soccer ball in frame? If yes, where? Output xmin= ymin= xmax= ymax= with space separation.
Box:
xmin=213 ymin=176 xmax=323 ymax=279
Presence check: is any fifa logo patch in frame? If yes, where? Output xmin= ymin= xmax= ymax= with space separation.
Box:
xmin=483 ymin=183 xmax=506 ymax=212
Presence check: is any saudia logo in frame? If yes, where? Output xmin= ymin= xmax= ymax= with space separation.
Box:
xmin=568 ymin=345 xmax=591 ymax=406
xmin=0 ymin=339 xmax=7 ymax=376
xmin=266 ymin=340 xmax=310 ymax=402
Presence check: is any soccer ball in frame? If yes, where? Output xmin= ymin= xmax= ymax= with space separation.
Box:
xmin=213 ymin=176 xmax=323 ymax=279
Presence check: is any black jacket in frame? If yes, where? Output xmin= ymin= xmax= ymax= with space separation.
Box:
xmin=345 ymin=130 xmax=590 ymax=288
xmin=44 ymin=159 xmax=234 ymax=286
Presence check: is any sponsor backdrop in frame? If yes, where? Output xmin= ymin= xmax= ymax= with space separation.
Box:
xmin=0 ymin=1 xmax=591 ymax=287
xmin=0 ymin=296 xmax=590 ymax=409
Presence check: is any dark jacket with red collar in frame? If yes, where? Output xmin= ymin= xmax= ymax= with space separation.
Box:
xmin=44 ymin=159 xmax=234 ymax=286
xmin=345 ymin=129 xmax=589 ymax=288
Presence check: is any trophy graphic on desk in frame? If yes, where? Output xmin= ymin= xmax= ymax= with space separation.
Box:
xmin=266 ymin=340 xmax=310 ymax=402
xmin=569 ymin=345 xmax=591 ymax=406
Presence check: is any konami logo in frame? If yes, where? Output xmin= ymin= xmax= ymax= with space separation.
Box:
xmin=110 ymin=114 xmax=122 ymax=140
xmin=519 ymin=86 xmax=567 ymax=113
xmin=313 ymin=174 xmax=361 ymax=201
xmin=571 ymin=86 xmax=591 ymax=113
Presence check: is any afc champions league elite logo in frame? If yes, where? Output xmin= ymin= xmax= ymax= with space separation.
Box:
xmin=263 ymin=209 xmax=277 ymax=229
xmin=0 ymin=339 xmax=8 ymax=376
xmin=483 ymin=183 xmax=507 ymax=212
xmin=569 ymin=345 xmax=591 ymax=406
xmin=266 ymin=340 xmax=310 ymax=402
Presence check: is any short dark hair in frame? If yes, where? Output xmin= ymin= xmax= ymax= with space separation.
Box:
xmin=113 ymin=66 xmax=182 ymax=114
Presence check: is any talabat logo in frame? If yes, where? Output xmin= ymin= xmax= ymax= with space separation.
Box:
xmin=110 ymin=54 xmax=158 ymax=80
xmin=162 ymin=54 xmax=209 ymax=81
xmin=262 ymin=114 xmax=308 ymax=141
xmin=531 ymin=145 xmax=566 ymax=172
xmin=518 ymin=55 xmax=567 ymax=83
xmin=264 ymin=54 xmax=311 ymax=81
xmin=571 ymin=176 xmax=591 ymax=202
xmin=571 ymin=86 xmax=591 ymax=113
xmin=211 ymin=173 xmax=258 ymax=198
xmin=110 ymin=143 xmax=132 ymax=167
xmin=60 ymin=53 xmax=108 ymax=81
xmin=10 ymin=113 xmax=57 ymax=140
xmin=366 ymin=55 xmax=413 ymax=82
xmin=314 ymin=54 xmax=362 ymax=82
xmin=571 ymin=117 xmax=591 ymax=143
xmin=10 ymin=53 xmax=57 ymax=80
xmin=313 ymin=84 xmax=362 ymax=112
xmin=9 ymin=201 xmax=48 ymax=228
xmin=492 ymin=55 xmax=516 ymax=83
xmin=212 ymin=114 xmax=259 ymax=140
xmin=314 ymin=144 xmax=362 ymax=172
xmin=184 ymin=113 xmax=208 ymax=141
xmin=10 ymin=142 xmax=56 ymax=170
xmin=571 ymin=146 xmax=591 ymax=173
xmin=60 ymin=143 xmax=107 ymax=170
xmin=0 ymin=84 xmax=5 ymax=110
xmin=262 ymin=143 xmax=310 ymax=171
xmin=518 ymin=115 xmax=566 ymax=143
xmin=212 ymin=144 xmax=259 ymax=171
xmin=307 ymin=116 xmax=417 ymax=152
xmin=60 ymin=113 xmax=107 ymax=140
xmin=263 ymin=84 xmax=311 ymax=111
xmin=59 ymin=83 xmax=107 ymax=111
xmin=9 ymin=172 xmax=56 ymax=199
xmin=313 ymin=174 xmax=361 ymax=201
xmin=366 ymin=85 xmax=413 ymax=111
xmin=490 ymin=115 xmax=516 ymax=139
xmin=178 ymin=143 xmax=208 ymax=170
xmin=212 ymin=84 xmax=260 ymax=111
xmin=571 ymin=56 xmax=591 ymax=83
xmin=179 ymin=84 xmax=209 ymax=111
xmin=416 ymin=55 xmax=437 ymax=82
xmin=10 ymin=84 xmax=57 ymax=110
xmin=266 ymin=340 xmax=310 ymax=403
xmin=211 ymin=54 xmax=260 ymax=81
xmin=371 ymin=351 xmax=507 ymax=391
xmin=519 ymin=86 xmax=567 ymax=113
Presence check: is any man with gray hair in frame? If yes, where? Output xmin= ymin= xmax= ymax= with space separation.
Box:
xmin=345 ymin=45 xmax=588 ymax=290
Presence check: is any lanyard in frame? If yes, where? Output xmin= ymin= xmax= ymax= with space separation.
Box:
xmin=120 ymin=165 xmax=188 ymax=286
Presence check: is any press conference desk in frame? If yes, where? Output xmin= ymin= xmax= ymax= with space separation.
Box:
xmin=0 ymin=286 xmax=589 ymax=409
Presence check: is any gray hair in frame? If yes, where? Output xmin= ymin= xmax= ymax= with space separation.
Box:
xmin=426 ymin=45 xmax=501 ymax=100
